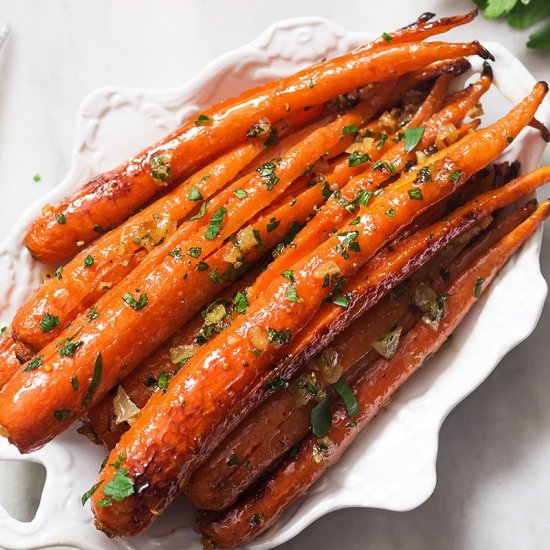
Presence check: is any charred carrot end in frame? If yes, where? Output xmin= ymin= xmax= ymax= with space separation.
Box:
xmin=197 ymin=200 xmax=549 ymax=548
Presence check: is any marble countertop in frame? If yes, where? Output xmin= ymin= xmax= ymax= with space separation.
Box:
xmin=0 ymin=0 xmax=549 ymax=548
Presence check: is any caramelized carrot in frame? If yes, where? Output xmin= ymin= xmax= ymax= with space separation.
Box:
xmin=0 ymin=334 xmax=20 ymax=390
xmin=248 ymin=67 xmax=494 ymax=302
xmin=198 ymin=200 xmax=550 ymax=548
xmin=12 ymin=142 xmax=266 ymax=352
xmin=1 ymin=97 xmax=394 ymax=454
xmin=80 ymin=175 xmax=354 ymax=449
xmin=185 ymin=175 xmax=530 ymax=511
xmin=11 ymin=110 xmax=337 ymax=353
xmin=87 ymin=85 xmax=547 ymax=537
xmin=25 ymin=40 xmax=492 ymax=263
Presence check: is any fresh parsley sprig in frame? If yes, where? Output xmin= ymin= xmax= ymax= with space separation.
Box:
xmin=474 ymin=0 xmax=550 ymax=50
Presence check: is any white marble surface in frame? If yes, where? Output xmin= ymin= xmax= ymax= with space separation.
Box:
xmin=0 ymin=0 xmax=549 ymax=549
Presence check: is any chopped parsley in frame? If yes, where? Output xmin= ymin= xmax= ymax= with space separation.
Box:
xmin=194 ymin=114 xmax=211 ymax=126
xmin=187 ymin=185 xmax=203 ymax=201
xmin=149 ymin=154 xmax=171 ymax=182
xmin=169 ymin=248 xmax=183 ymax=258
xmin=83 ymin=255 xmax=94 ymax=268
xmin=414 ymin=166 xmax=432 ymax=184
xmin=450 ymin=169 xmax=463 ymax=183
xmin=82 ymin=354 xmax=103 ymax=408
xmin=87 ymin=306 xmax=100 ymax=320
xmin=58 ymin=339 xmax=83 ymax=357
xmin=385 ymin=208 xmax=396 ymax=217
xmin=264 ymin=376 xmax=289 ymax=392
xmin=55 ymin=213 xmax=66 ymax=225
xmin=39 ymin=313 xmax=60 ymax=333
xmin=266 ymin=327 xmax=292 ymax=345
xmin=381 ymin=31 xmax=392 ymax=42
xmin=256 ymin=159 xmax=281 ymax=190
xmin=267 ymin=217 xmax=280 ymax=233
xmin=286 ymin=283 xmax=300 ymax=303
xmin=404 ymin=127 xmax=425 ymax=153
xmin=342 ymin=124 xmax=358 ymax=136
xmin=311 ymin=394 xmax=332 ymax=437
xmin=33 ymin=174 xmax=41 ymax=182
xmin=474 ymin=277 xmax=485 ymax=298
xmin=348 ymin=151 xmax=372 ymax=167
xmin=122 ymin=292 xmax=148 ymax=311
xmin=24 ymin=355 xmax=44 ymax=372
xmin=205 ymin=207 xmax=227 ymax=240
xmin=333 ymin=377 xmax=360 ymax=418
xmin=188 ymin=247 xmax=202 ymax=258
xmin=233 ymin=290 xmax=248 ymax=314
xmin=234 ymin=188 xmax=247 ymax=199
xmin=227 ymin=454 xmax=240 ymax=466
xmin=408 ymin=188 xmax=424 ymax=201
xmin=53 ymin=409 xmax=75 ymax=422
xmin=53 ymin=266 xmax=63 ymax=279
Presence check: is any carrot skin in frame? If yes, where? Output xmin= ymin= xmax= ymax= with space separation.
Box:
xmin=199 ymin=199 xmax=550 ymax=548
xmin=0 ymin=334 xmax=20 ymax=390
xmin=185 ymin=170 xmax=529 ymax=511
xmin=87 ymin=87 xmax=547 ymax=537
xmin=25 ymin=41 xmax=491 ymax=263
xmin=247 ymin=69 xmax=494 ymax=302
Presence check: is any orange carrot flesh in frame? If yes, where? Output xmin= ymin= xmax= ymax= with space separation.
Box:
xmin=12 ymin=141 xmax=266 ymax=352
xmin=1 ymin=99 xmax=388 ymax=454
xmin=198 ymin=200 xmax=550 ymax=548
xmin=80 ymin=176 xmax=352 ymax=449
xmin=247 ymin=69 xmax=494 ymax=302
xmin=185 ymin=191 xmax=534 ymax=511
xmin=0 ymin=334 xmax=20 ymax=390
xmin=25 ymin=40 xmax=491 ymax=263
xmin=85 ymin=85 xmax=547 ymax=537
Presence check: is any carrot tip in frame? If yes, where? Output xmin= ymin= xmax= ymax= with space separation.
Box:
xmin=537 ymin=80 xmax=549 ymax=94
xmin=481 ymin=61 xmax=493 ymax=79
xmin=473 ymin=41 xmax=495 ymax=62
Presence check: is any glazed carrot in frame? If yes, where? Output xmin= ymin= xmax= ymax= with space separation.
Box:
xmin=80 ymin=174 xmax=353 ymax=449
xmin=25 ymin=40 xmax=492 ymax=263
xmin=87 ymin=85 xmax=547 ymax=537
xmin=186 ymin=190 xmax=534 ymax=511
xmin=248 ymin=67 xmax=494 ymax=302
xmin=1 ymin=97 xmax=393 ymax=454
xmin=12 ymin=141 xmax=265 ymax=352
xmin=11 ymin=111 xmax=335 ymax=354
xmin=198 ymin=200 xmax=550 ymax=548
xmin=81 ymin=162 xmax=512 ymax=451
xmin=79 ymin=82 xmax=449 ymax=451
xmin=0 ymin=334 xmax=20 ymax=390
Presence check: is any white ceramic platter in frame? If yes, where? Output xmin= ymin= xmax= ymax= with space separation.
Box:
xmin=0 ymin=16 xmax=548 ymax=550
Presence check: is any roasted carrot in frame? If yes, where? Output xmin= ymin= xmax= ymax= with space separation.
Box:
xmin=85 ymin=85 xmax=547 ymax=537
xmin=185 ymin=177 xmax=530 ymax=511
xmin=79 ymin=172 xmax=354 ymax=449
xmin=247 ymin=67 xmax=494 ymax=302
xmin=80 ymin=162 xmax=512 ymax=451
xmin=2 ymin=97 xmax=393 ymax=453
xmin=0 ymin=334 xmax=20 ymax=390
xmin=11 ymin=110 xmax=337 ymax=353
xmin=198 ymin=200 xmax=550 ymax=548
xmin=25 ymin=39 xmax=491 ymax=263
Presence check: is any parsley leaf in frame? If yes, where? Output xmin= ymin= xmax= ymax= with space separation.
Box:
xmin=205 ymin=207 xmax=227 ymax=240
xmin=311 ymin=394 xmax=332 ymax=437
xmin=404 ymin=127 xmax=425 ymax=153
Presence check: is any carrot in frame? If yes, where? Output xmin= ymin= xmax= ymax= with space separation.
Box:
xmin=25 ymin=40 xmax=492 ymax=263
xmin=86 ymin=84 xmax=547 ymax=537
xmin=0 ymin=334 xmax=20 ymax=390
xmin=184 ymin=172 xmax=528 ymax=511
xmin=12 ymin=141 xmax=266 ymax=352
xmin=247 ymin=68 xmax=494 ymax=302
xmin=198 ymin=200 xmax=550 ymax=548
xmin=1 ymin=97 xmax=394 ymax=454
xmin=79 ymin=171 xmax=355 ymax=449
xmin=11 ymin=110 xmax=336 ymax=353
xmin=81 ymin=161 xmax=515 ymax=452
